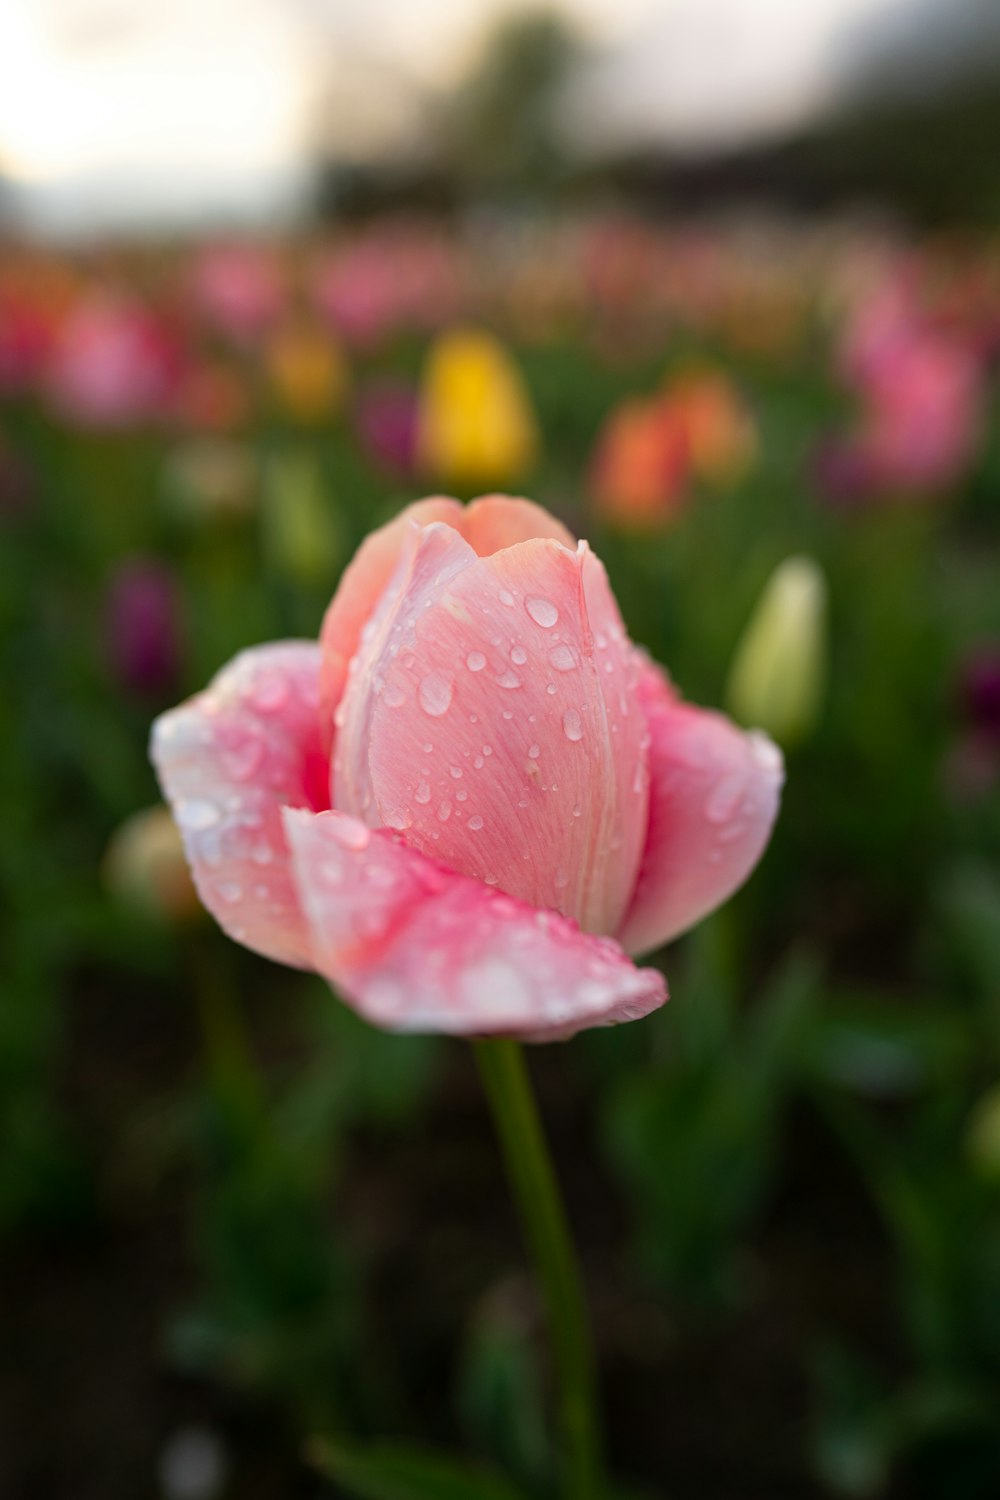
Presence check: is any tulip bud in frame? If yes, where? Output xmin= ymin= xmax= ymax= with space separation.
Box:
xmin=967 ymin=1084 xmax=1000 ymax=1179
xmin=103 ymin=805 xmax=201 ymax=923
xmin=416 ymin=327 xmax=538 ymax=486
xmin=261 ymin=450 xmax=342 ymax=588
xmin=725 ymin=556 xmax=827 ymax=748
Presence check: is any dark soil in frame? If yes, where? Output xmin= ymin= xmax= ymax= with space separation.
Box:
xmin=0 ymin=970 xmax=904 ymax=1500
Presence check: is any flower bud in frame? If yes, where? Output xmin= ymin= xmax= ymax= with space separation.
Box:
xmin=967 ymin=1084 xmax=1000 ymax=1179
xmin=416 ymin=327 xmax=538 ymax=486
xmin=103 ymin=805 xmax=201 ymax=923
xmin=261 ymin=450 xmax=342 ymax=588
xmin=726 ymin=556 xmax=827 ymax=748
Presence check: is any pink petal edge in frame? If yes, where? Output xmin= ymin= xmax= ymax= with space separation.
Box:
xmin=150 ymin=642 xmax=327 ymax=968
xmin=617 ymin=657 xmax=784 ymax=956
xmin=282 ymin=807 xmax=667 ymax=1041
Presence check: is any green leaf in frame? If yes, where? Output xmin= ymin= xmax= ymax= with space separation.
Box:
xmin=310 ymin=1440 xmax=524 ymax=1500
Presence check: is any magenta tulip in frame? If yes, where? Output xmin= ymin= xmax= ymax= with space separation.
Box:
xmin=151 ymin=496 xmax=782 ymax=1040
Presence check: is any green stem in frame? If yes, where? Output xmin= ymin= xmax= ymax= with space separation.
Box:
xmin=474 ymin=1039 xmax=604 ymax=1500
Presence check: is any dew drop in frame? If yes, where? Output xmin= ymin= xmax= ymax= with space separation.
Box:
xmin=496 ymin=669 xmax=523 ymax=690
xmin=704 ymin=773 xmax=745 ymax=824
xmin=528 ymin=743 xmax=541 ymax=759
xmin=415 ymin=781 xmax=431 ymax=804
xmin=510 ymin=645 xmax=528 ymax=665
xmin=252 ymin=675 xmax=288 ymax=712
xmin=418 ymin=672 xmax=454 ymax=717
xmin=332 ymin=819 xmax=370 ymax=850
xmin=217 ymin=881 xmax=242 ymax=904
xmin=382 ymin=682 xmax=406 ymax=708
xmin=562 ymin=709 xmax=583 ymax=742
xmin=438 ymin=799 xmax=452 ymax=823
xmin=466 ymin=651 xmax=487 ymax=672
xmin=468 ymin=815 xmax=484 ymax=831
xmin=549 ymin=645 xmax=578 ymax=672
xmin=526 ymin=596 xmax=559 ymax=628
xmin=498 ymin=588 xmax=515 ymax=606
xmin=178 ymin=799 xmax=220 ymax=831
xmin=222 ymin=740 xmax=263 ymax=781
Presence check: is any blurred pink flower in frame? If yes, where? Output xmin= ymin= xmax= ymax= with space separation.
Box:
xmin=829 ymin=282 xmax=983 ymax=497
xmin=188 ymin=244 xmax=285 ymax=345
xmin=152 ymin=496 xmax=782 ymax=1040
xmin=46 ymin=295 xmax=183 ymax=428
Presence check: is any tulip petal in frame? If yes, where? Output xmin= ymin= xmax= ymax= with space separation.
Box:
xmin=337 ymin=527 xmax=648 ymax=935
xmin=151 ymin=642 xmax=327 ymax=967
xmin=460 ymin=493 xmax=576 ymax=554
xmin=283 ymin=808 xmax=666 ymax=1040
xmin=318 ymin=495 xmax=576 ymax=749
xmin=617 ymin=658 xmax=784 ymax=955
xmin=319 ymin=496 xmax=463 ymax=743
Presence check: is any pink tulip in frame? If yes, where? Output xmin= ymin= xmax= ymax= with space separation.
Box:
xmin=151 ymin=496 xmax=782 ymax=1040
xmin=45 ymin=295 xmax=182 ymax=428
xmin=188 ymin=244 xmax=285 ymax=345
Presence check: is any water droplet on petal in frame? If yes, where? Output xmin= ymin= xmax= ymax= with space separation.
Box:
xmin=498 ymin=589 xmax=515 ymax=606
xmin=510 ymin=645 xmax=528 ymax=665
xmin=382 ymin=682 xmax=406 ymax=708
xmin=217 ymin=881 xmax=243 ymax=904
xmin=704 ymin=773 xmax=745 ymax=824
xmin=496 ymin=669 xmax=523 ymax=689
xmin=415 ymin=781 xmax=431 ymax=804
xmin=253 ymin=675 xmax=288 ymax=712
xmin=562 ymin=709 xmax=583 ymax=742
xmin=333 ymin=819 xmax=370 ymax=850
xmin=468 ymin=815 xmax=484 ymax=831
xmin=419 ymin=673 xmax=454 ymax=717
xmin=178 ymin=799 xmax=220 ymax=831
xmin=221 ymin=740 xmax=263 ymax=781
xmin=466 ymin=651 xmax=487 ymax=672
xmin=528 ymin=743 xmax=541 ymax=759
xmin=526 ymin=596 xmax=559 ymax=628
xmin=438 ymin=799 xmax=452 ymax=822
xmin=549 ymin=645 xmax=578 ymax=672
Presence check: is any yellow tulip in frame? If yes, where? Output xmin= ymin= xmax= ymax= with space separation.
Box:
xmin=417 ymin=327 xmax=539 ymax=486
xmin=726 ymin=556 xmax=827 ymax=748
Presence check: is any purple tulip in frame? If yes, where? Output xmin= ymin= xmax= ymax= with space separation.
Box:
xmin=105 ymin=558 xmax=183 ymax=697
xmin=354 ymin=380 xmax=419 ymax=478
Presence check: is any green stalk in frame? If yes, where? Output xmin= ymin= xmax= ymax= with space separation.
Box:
xmin=474 ymin=1039 xmax=604 ymax=1500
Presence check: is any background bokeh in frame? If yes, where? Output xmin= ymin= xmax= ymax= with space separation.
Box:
xmin=2 ymin=3 xmax=1000 ymax=1498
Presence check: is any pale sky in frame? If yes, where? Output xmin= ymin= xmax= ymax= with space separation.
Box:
xmin=0 ymin=0 xmax=972 ymax=233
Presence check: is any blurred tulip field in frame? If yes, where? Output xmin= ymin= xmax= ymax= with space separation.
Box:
xmin=3 ymin=212 xmax=1000 ymax=1500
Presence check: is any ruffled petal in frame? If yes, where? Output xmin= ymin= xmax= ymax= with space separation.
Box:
xmin=336 ymin=527 xmax=648 ymax=935
xmin=150 ymin=642 xmax=327 ymax=967
xmin=617 ymin=658 xmax=783 ymax=955
xmin=283 ymin=808 xmax=666 ymax=1040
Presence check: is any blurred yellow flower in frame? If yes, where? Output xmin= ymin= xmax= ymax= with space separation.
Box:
xmin=417 ymin=327 xmax=538 ymax=486
xmin=266 ymin=320 xmax=348 ymax=423
xmin=967 ymin=1084 xmax=1000 ymax=1178
xmin=726 ymin=555 xmax=827 ymax=749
